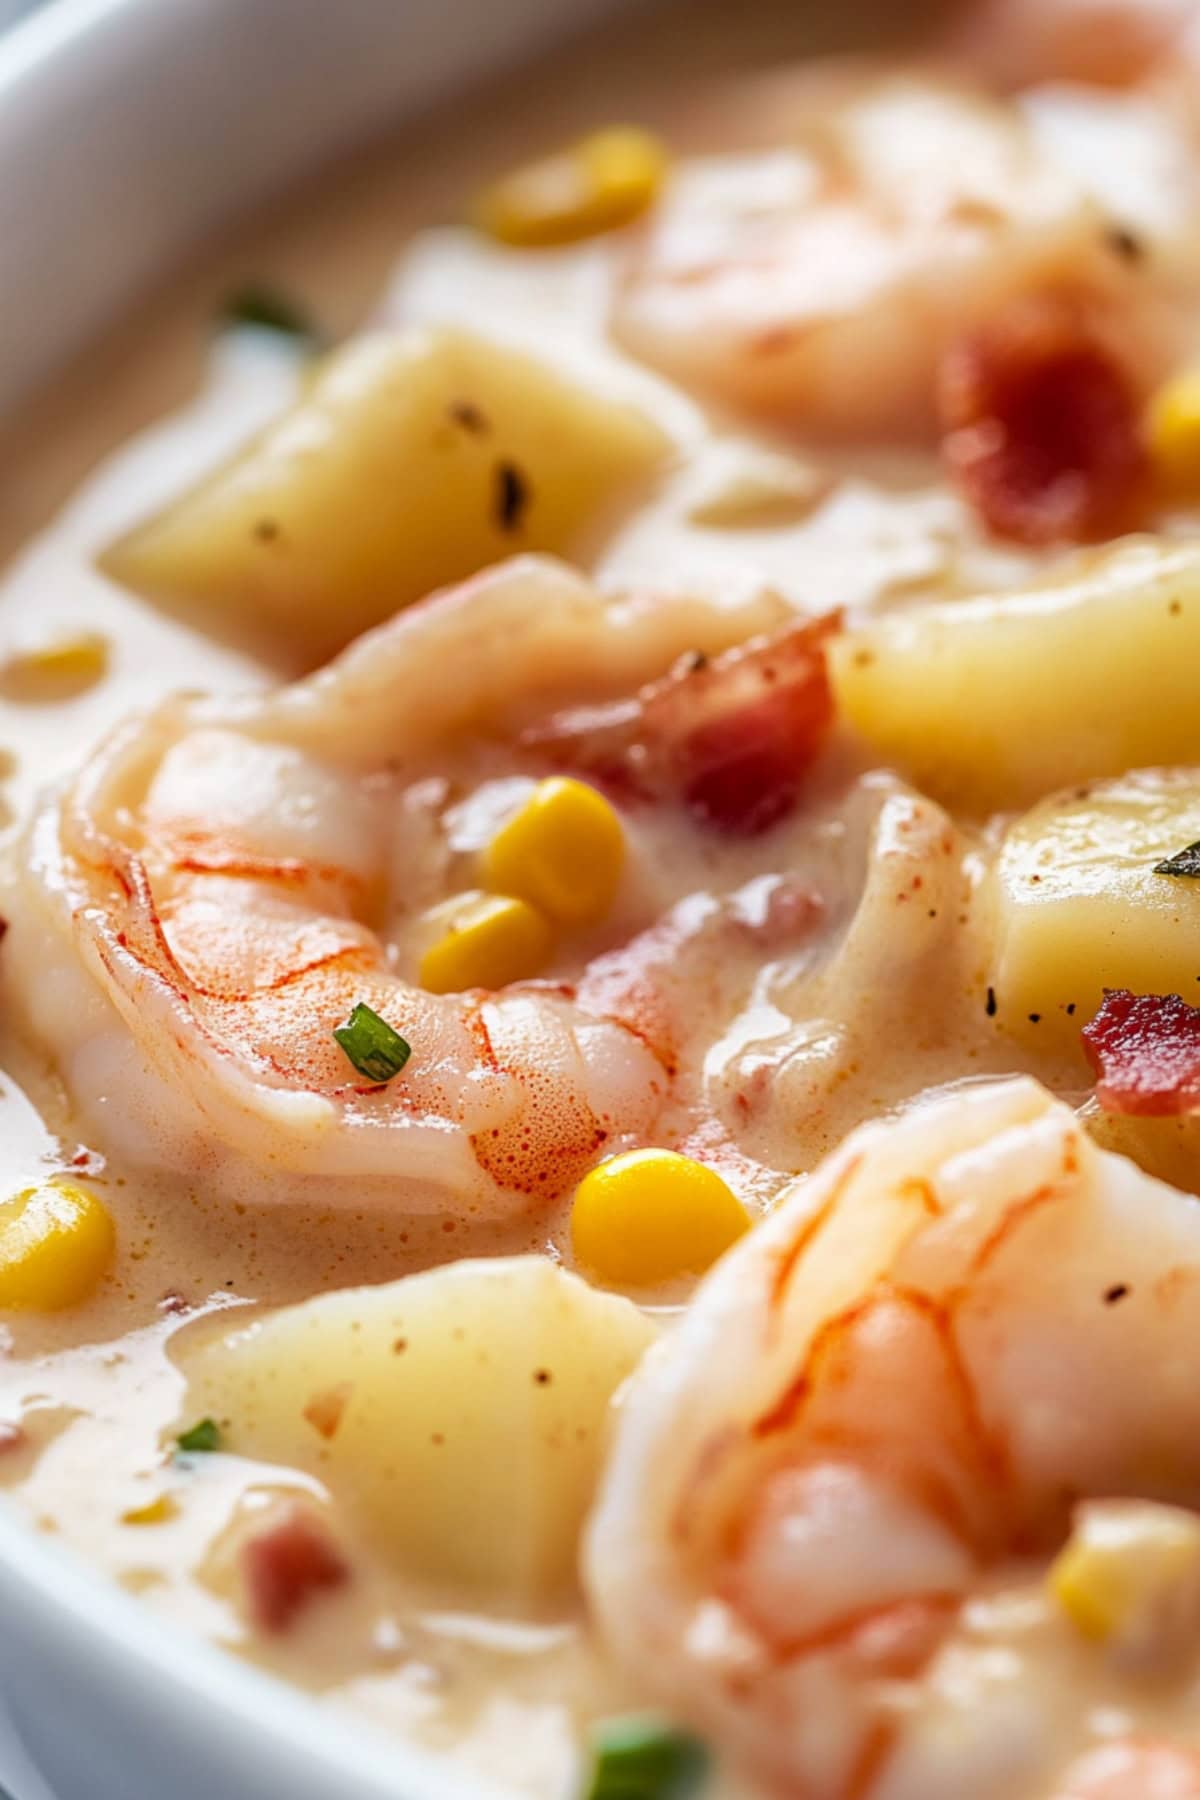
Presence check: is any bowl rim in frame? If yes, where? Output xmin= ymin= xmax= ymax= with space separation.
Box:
xmin=0 ymin=1493 xmax=501 ymax=1800
xmin=0 ymin=0 xmax=651 ymax=417
xmin=0 ymin=0 xmax=132 ymax=95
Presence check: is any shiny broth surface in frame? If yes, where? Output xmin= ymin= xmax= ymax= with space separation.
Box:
xmin=5 ymin=4 xmax=1200 ymax=1798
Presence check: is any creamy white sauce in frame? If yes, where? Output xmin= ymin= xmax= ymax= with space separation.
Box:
xmin=0 ymin=2 xmax=1197 ymax=1795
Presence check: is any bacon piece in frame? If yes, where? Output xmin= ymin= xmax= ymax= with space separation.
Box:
xmin=1082 ymin=988 xmax=1200 ymax=1115
xmin=240 ymin=1501 xmax=348 ymax=1633
xmin=938 ymin=298 xmax=1146 ymax=545
xmin=524 ymin=615 xmax=836 ymax=836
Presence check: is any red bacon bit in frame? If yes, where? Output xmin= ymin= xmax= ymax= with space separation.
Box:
xmin=524 ymin=615 xmax=836 ymax=837
xmin=240 ymin=1502 xmax=348 ymax=1633
xmin=938 ymin=298 xmax=1146 ymax=545
xmin=680 ymin=679 xmax=823 ymax=834
xmin=1082 ymin=988 xmax=1200 ymax=1115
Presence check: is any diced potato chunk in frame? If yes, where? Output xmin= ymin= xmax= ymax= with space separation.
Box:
xmin=829 ymin=540 xmax=1200 ymax=808
xmin=182 ymin=1257 xmax=657 ymax=1605
xmin=991 ymin=769 xmax=1200 ymax=1045
xmin=103 ymin=329 xmax=670 ymax=665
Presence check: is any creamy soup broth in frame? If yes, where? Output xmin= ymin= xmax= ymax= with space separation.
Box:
xmin=3 ymin=1 xmax=1200 ymax=1797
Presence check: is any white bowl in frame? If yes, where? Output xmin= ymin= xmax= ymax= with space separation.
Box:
xmin=0 ymin=2 xmax=645 ymax=1795
xmin=0 ymin=0 xmax=648 ymax=416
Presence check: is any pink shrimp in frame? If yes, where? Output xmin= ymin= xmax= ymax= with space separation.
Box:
xmin=1051 ymin=1742 xmax=1200 ymax=1800
xmin=7 ymin=555 xmax=830 ymax=1214
xmin=586 ymin=1078 xmax=1200 ymax=1799
xmin=614 ymin=67 xmax=1199 ymax=444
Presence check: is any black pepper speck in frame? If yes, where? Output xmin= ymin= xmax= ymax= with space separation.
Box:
xmin=494 ymin=460 xmax=530 ymax=532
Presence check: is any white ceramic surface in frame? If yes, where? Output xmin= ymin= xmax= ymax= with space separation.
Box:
xmin=0 ymin=3 xmax=647 ymax=1795
xmin=0 ymin=0 xmax=648 ymax=417
xmin=0 ymin=3 xmax=40 ymax=34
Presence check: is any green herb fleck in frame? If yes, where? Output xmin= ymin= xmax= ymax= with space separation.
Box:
xmin=217 ymin=282 xmax=319 ymax=344
xmin=176 ymin=1418 xmax=221 ymax=1455
xmin=584 ymin=1718 xmax=709 ymax=1800
xmin=333 ymin=1002 xmax=412 ymax=1083
xmin=1154 ymin=841 xmax=1200 ymax=878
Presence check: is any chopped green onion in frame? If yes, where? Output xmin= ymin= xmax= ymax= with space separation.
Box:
xmin=1154 ymin=840 xmax=1200 ymax=877
xmin=584 ymin=1718 xmax=709 ymax=1800
xmin=217 ymin=282 xmax=319 ymax=344
xmin=176 ymin=1418 xmax=221 ymax=1455
xmin=333 ymin=1002 xmax=412 ymax=1083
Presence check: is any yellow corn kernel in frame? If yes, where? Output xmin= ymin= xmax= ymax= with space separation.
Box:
xmin=474 ymin=126 xmax=667 ymax=248
xmin=1147 ymin=366 xmax=1200 ymax=494
xmin=121 ymin=1495 xmax=179 ymax=1527
xmin=418 ymin=890 xmax=552 ymax=994
xmin=0 ymin=1180 xmax=115 ymax=1311
xmin=571 ymin=1148 xmax=751 ymax=1287
xmin=1049 ymin=1500 xmax=1200 ymax=1653
xmin=482 ymin=778 xmax=624 ymax=926
xmin=0 ymin=629 xmax=109 ymax=700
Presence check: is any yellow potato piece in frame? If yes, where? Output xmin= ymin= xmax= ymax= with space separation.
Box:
xmin=103 ymin=328 xmax=670 ymax=665
xmin=1081 ymin=1100 xmax=1200 ymax=1195
xmin=829 ymin=540 xmax=1200 ymax=808
xmin=991 ymin=769 xmax=1200 ymax=1046
xmin=183 ymin=1257 xmax=656 ymax=1605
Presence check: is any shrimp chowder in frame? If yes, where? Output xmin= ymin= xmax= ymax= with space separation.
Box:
xmin=6 ymin=2 xmax=1200 ymax=1797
